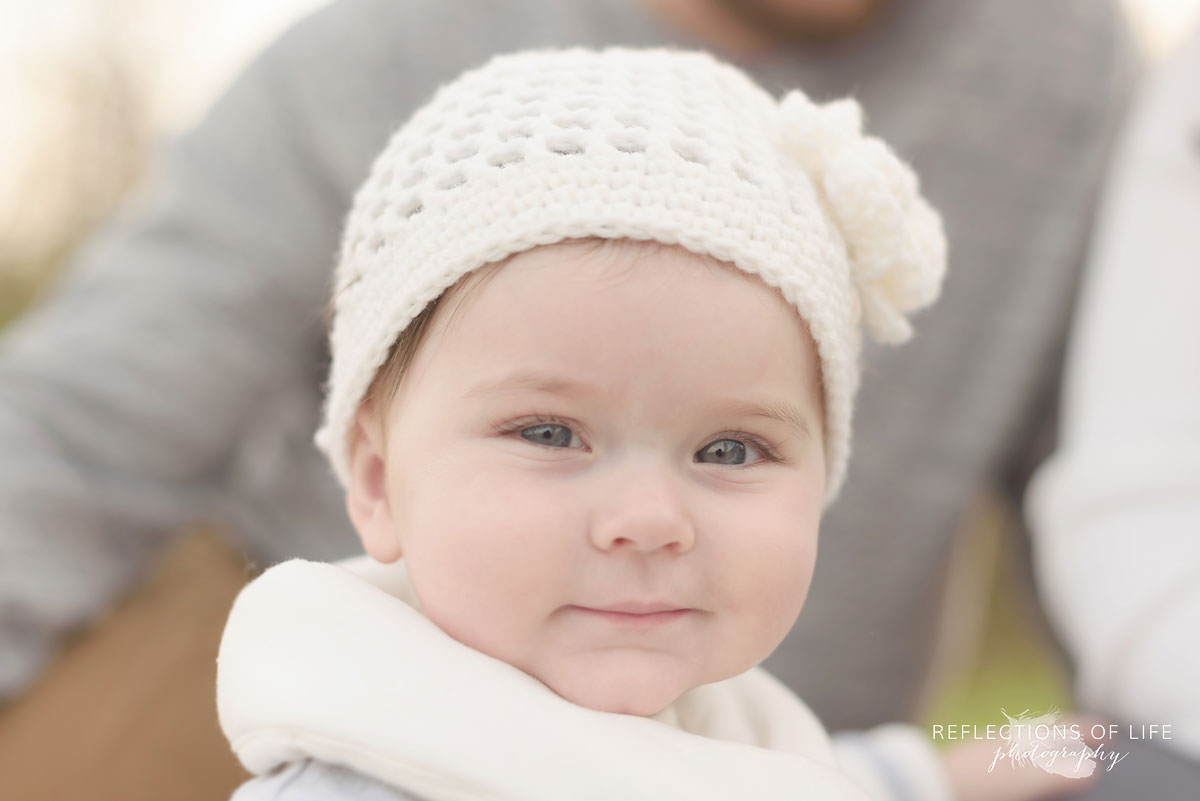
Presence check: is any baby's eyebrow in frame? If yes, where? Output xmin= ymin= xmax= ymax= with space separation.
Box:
xmin=462 ymin=370 xmax=596 ymax=400
xmin=464 ymin=370 xmax=812 ymax=440
xmin=713 ymin=399 xmax=813 ymax=441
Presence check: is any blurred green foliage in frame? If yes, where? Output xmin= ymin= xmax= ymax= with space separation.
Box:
xmin=921 ymin=529 xmax=1075 ymax=747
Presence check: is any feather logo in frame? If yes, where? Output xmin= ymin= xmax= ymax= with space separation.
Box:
xmin=994 ymin=708 xmax=1098 ymax=778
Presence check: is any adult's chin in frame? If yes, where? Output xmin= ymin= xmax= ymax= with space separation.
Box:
xmin=714 ymin=0 xmax=888 ymax=45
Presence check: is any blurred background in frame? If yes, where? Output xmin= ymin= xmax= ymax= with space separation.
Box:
xmin=0 ymin=0 xmax=1196 ymax=798
xmin=4 ymin=0 xmax=1198 ymax=328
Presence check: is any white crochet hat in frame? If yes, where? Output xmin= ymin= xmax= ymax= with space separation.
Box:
xmin=314 ymin=46 xmax=946 ymax=506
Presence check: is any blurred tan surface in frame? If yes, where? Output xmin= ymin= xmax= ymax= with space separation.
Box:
xmin=0 ymin=529 xmax=253 ymax=801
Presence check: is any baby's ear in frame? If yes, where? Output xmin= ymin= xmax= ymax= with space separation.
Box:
xmin=345 ymin=402 xmax=404 ymax=563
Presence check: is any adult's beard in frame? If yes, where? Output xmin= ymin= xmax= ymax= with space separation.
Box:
xmin=710 ymin=0 xmax=893 ymax=45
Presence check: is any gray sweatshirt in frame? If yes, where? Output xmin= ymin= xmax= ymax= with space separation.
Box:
xmin=0 ymin=0 xmax=1135 ymax=733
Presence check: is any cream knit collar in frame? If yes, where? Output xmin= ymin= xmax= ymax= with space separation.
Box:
xmin=217 ymin=556 xmax=869 ymax=801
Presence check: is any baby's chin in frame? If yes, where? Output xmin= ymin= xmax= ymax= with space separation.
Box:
xmin=551 ymin=676 xmax=683 ymax=717
xmin=531 ymin=652 xmax=706 ymax=717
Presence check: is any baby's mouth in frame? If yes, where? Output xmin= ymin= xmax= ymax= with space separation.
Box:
xmin=567 ymin=605 xmax=695 ymax=626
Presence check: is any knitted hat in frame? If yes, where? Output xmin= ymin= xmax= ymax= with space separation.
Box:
xmin=314 ymin=46 xmax=947 ymax=506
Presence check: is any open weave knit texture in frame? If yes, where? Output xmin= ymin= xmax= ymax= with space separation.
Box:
xmin=314 ymin=46 xmax=947 ymax=505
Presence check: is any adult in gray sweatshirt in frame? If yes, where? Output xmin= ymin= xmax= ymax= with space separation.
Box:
xmin=0 ymin=0 xmax=1146 ymax=791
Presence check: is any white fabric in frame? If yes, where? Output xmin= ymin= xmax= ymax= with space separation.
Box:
xmin=217 ymin=555 xmax=875 ymax=801
xmin=313 ymin=46 xmax=947 ymax=507
xmin=833 ymin=725 xmax=954 ymax=801
xmin=1024 ymin=30 xmax=1200 ymax=757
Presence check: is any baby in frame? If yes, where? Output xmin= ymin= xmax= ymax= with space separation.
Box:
xmin=218 ymin=46 xmax=950 ymax=801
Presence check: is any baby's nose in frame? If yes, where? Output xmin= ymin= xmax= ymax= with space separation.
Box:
xmin=588 ymin=467 xmax=695 ymax=554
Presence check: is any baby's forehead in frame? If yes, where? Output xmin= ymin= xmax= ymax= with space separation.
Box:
xmin=450 ymin=237 xmax=756 ymax=300
xmin=433 ymin=237 xmax=801 ymax=349
xmin=433 ymin=239 xmax=816 ymax=375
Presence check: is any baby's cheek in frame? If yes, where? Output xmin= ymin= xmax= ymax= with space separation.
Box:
xmin=407 ymin=526 xmax=548 ymax=668
xmin=744 ymin=523 xmax=819 ymax=646
xmin=410 ymin=466 xmax=577 ymax=616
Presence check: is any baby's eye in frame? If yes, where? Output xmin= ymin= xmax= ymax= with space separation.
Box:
xmin=696 ymin=436 xmax=777 ymax=467
xmin=517 ymin=422 xmax=576 ymax=449
xmin=494 ymin=414 xmax=587 ymax=452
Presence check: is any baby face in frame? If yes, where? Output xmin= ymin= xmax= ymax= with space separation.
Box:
xmin=346 ymin=239 xmax=826 ymax=716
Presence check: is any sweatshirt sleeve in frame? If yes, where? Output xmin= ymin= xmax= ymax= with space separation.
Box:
xmin=832 ymin=724 xmax=954 ymax=801
xmin=0 ymin=4 xmax=349 ymax=701
xmin=1023 ymin=31 xmax=1200 ymax=759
